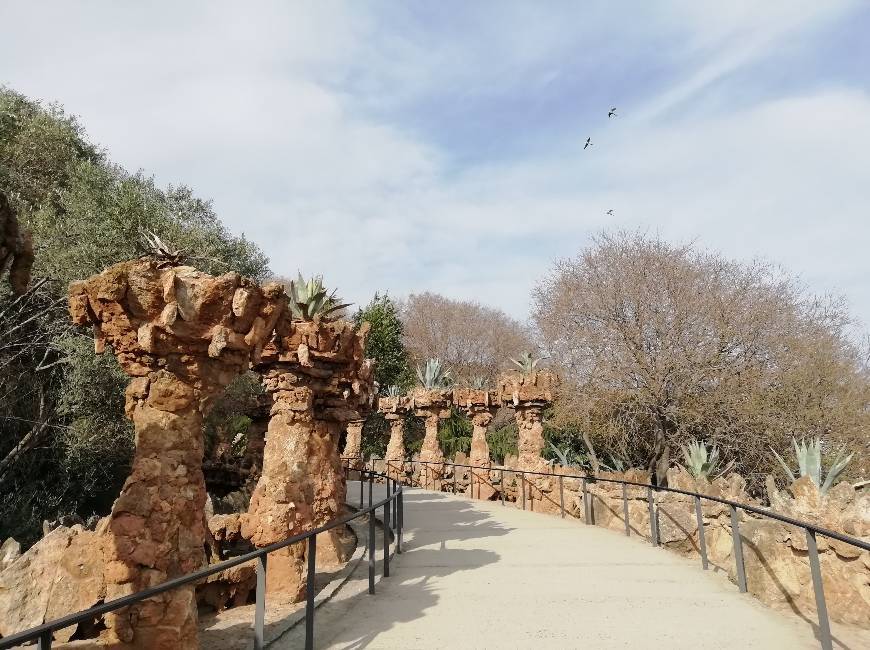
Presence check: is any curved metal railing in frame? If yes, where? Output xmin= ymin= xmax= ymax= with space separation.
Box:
xmin=353 ymin=455 xmax=868 ymax=650
xmin=0 ymin=468 xmax=403 ymax=650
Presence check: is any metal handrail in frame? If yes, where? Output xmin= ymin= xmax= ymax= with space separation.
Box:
xmin=0 ymin=468 xmax=403 ymax=650
xmin=359 ymin=455 xmax=867 ymax=650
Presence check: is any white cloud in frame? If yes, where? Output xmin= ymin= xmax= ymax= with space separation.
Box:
xmin=0 ymin=1 xmax=867 ymax=333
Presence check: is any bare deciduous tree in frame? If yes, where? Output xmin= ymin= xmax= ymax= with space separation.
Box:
xmin=401 ymin=292 xmax=534 ymax=385
xmin=534 ymin=231 xmax=870 ymax=485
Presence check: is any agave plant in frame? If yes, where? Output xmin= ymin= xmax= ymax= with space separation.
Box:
xmin=600 ymin=454 xmax=627 ymax=473
xmin=287 ymin=272 xmax=351 ymax=321
xmin=139 ymin=229 xmax=185 ymax=268
xmin=470 ymin=376 xmax=487 ymax=389
xmin=509 ymin=351 xmax=545 ymax=374
xmin=547 ymin=441 xmax=582 ymax=468
xmin=385 ymin=385 xmax=402 ymax=398
xmin=680 ymin=439 xmax=734 ymax=481
xmin=416 ymin=358 xmax=452 ymax=389
xmin=770 ymin=437 xmax=853 ymax=495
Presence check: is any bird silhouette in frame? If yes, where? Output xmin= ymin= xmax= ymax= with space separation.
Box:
xmin=606 ymin=209 xmax=614 ymax=216
xmin=608 ymin=107 xmax=618 ymax=118
xmin=584 ymin=137 xmax=592 ymax=150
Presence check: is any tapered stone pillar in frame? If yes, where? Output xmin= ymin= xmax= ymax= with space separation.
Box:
xmin=454 ymin=388 xmax=501 ymax=500
xmin=242 ymin=317 xmax=373 ymax=600
xmin=341 ymin=419 xmax=366 ymax=470
xmin=409 ymin=388 xmax=452 ymax=490
xmin=379 ymin=394 xmax=411 ymax=481
xmin=68 ymin=261 xmax=281 ymax=649
xmin=498 ymin=369 xmax=560 ymax=510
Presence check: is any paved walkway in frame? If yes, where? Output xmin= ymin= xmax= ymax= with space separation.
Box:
xmin=280 ymin=483 xmax=832 ymax=649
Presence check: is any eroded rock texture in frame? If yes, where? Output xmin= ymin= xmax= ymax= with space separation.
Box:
xmin=454 ymin=388 xmax=500 ymax=500
xmin=409 ymin=388 xmax=452 ymax=490
xmin=241 ymin=317 xmax=373 ymax=600
xmin=498 ymin=369 xmax=559 ymax=510
xmin=67 ymin=260 xmax=281 ymax=649
xmin=379 ymin=395 xmax=412 ymax=481
xmin=341 ymin=419 xmax=366 ymax=470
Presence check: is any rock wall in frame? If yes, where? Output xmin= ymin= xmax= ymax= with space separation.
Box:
xmin=574 ymin=467 xmax=870 ymax=628
xmin=66 ymin=260 xmax=281 ymax=649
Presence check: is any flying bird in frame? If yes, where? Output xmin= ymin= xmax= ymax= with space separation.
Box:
xmin=608 ymin=107 xmax=618 ymax=118
xmin=606 ymin=209 xmax=614 ymax=216
xmin=584 ymin=137 xmax=592 ymax=150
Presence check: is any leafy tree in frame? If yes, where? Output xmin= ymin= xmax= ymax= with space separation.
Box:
xmin=0 ymin=86 xmax=270 ymax=545
xmin=354 ymin=293 xmax=415 ymax=458
xmin=354 ymin=292 xmax=413 ymax=392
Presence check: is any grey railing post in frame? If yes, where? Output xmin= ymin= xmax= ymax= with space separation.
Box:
xmin=37 ymin=631 xmax=52 ymax=650
xmin=622 ymin=483 xmax=630 ymax=536
xmin=500 ymin=469 xmax=505 ymax=506
xmin=368 ymin=511 xmax=376 ymax=594
xmin=647 ymin=487 xmax=658 ymax=546
xmin=521 ymin=472 xmax=526 ymax=510
xmin=453 ymin=465 xmax=457 ymax=494
xmin=305 ymin=535 xmax=316 ymax=650
xmin=359 ymin=470 xmax=364 ymax=508
xmin=694 ymin=495 xmax=709 ymax=570
xmin=559 ymin=474 xmax=565 ymax=519
xmin=383 ymin=494 xmax=391 ymax=578
xmin=254 ymin=553 xmax=267 ymax=649
xmin=368 ymin=474 xmax=373 ymax=511
xmin=730 ymin=505 xmax=747 ymax=593
xmin=582 ymin=478 xmax=590 ymax=525
xmin=806 ymin=529 xmax=833 ymax=650
xmin=397 ymin=488 xmax=403 ymax=554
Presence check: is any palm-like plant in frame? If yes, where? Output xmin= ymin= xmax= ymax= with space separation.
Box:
xmin=286 ymin=272 xmax=351 ymax=321
xmin=680 ymin=440 xmax=734 ymax=480
xmin=509 ymin=351 xmax=545 ymax=374
xmin=770 ymin=437 xmax=853 ymax=495
xmin=416 ymin=358 xmax=452 ymax=389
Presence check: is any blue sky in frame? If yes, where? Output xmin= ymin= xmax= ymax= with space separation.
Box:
xmin=2 ymin=1 xmax=869 ymax=333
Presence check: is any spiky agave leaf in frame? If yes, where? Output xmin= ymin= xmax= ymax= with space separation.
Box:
xmin=509 ymin=351 xmax=545 ymax=374
xmin=470 ymin=376 xmax=487 ymax=389
xmin=771 ymin=437 xmax=854 ymax=495
xmin=287 ymin=272 xmax=351 ymax=321
xmin=386 ymin=385 xmax=402 ymax=398
xmin=416 ymin=358 xmax=452 ymax=389
xmin=680 ymin=439 xmax=733 ymax=480
xmin=547 ymin=440 xmax=570 ymax=467
xmin=821 ymin=447 xmax=854 ymax=494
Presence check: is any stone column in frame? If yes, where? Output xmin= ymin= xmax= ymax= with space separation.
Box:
xmin=468 ymin=411 xmax=497 ymax=499
xmin=378 ymin=395 xmax=410 ymax=481
xmin=242 ymin=318 xmax=372 ymax=600
xmin=454 ymin=388 xmax=500 ymax=500
xmin=68 ymin=261 xmax=280 ymax=649
xmin=341 ymin=419 xmax=366 ymax=470
xmin=498 ymin=369 xmax=560 ymax=511
xmin=410 ymin=388 xmax=452 ymax=490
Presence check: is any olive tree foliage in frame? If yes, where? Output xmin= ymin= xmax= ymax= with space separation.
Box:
xmin=400 ymin=292 xmax=535 ymax=385
xmin=0 ymin=87 xmax=269 ymax=544
xmin=534 ymin=231 xmax=870 ymax=487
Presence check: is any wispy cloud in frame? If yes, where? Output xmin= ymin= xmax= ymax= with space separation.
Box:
xmin=1 ymin=1 xmax=868 ymax=332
